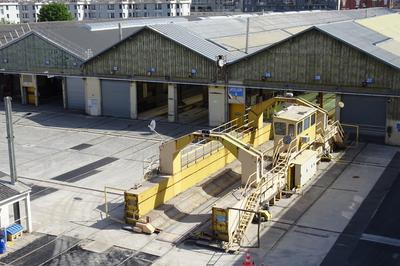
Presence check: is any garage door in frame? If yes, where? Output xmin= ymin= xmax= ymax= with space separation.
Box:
xmin=341 ymin=95 xmax=386 ymax=138
xmin=66 ymin=77 xmax=85 ymax=110
xmin=101 ymin=80 xmax=130 ymax=118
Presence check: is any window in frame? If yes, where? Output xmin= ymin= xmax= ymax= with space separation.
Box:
xmin=84 ymin=13 xmax=87 ymax=18
xmin=129 ymin=4 xmax=132 ymax=9
xmin=274 ymin=122 xmax=286 ymax=136
xmin=32 ymin=5 xmax=35 ymax=9
xmin=167 ymin=4 xmax=170 ymax=8
xmin=119 ymin=12 xmax=122 ymax=18
xmin=7 ymin=14 xmax=9 ymax=18
xmin=167 ymin=12 xmax=170 ymax=16
xmin=143 ymin=4 xmax=147 ymax=9
xmin=288 ymin=124 xmax=295 ymax=137
xmin=33 ymin=13 xmax=36 ymax=18
xmin=107 ymin=4 xmax=114 ymax=10
xmin=311 ymin=113 xmax=316 ymax=125
xmin=74 ymin=5 xmax=77 ymax=9
xmin=297 ymin=121 xmax=303 ymax=134
xmin=119 ymin=4 xmax=122 ymax=9
xmin=6 ymin=6 xmax=8 ymax=11
xmin=304 ymin=117 xmax=310 ymax=130
xmin=108 ymin=13 xmax=115 ymax=18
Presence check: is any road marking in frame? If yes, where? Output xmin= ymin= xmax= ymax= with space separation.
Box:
xmin=361 ymin=233 xmax=400 ymax=247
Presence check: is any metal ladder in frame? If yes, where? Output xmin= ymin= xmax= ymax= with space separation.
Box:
xmin=226 ymin=140 xmax=297 ymax=250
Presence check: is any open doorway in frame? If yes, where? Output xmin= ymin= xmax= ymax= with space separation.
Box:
xmin=36 ymin=75 xmax=63 ymax=107
xmin=0 ymin=74 xmax=21 ymax=102
xmin=177 ymin=84 xmax=208 ymax=126
xmin=137 ymin=82 xmax=169 ymax=121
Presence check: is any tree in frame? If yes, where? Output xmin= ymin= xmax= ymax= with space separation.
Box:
xmin=38 ymin=3 xmax=73 ymax=22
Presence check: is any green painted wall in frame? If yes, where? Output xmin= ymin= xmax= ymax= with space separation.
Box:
xmin=84 ymin=29 xmax=218 ymax=82
xmin=228 ymin=29 xmax=400 ymax=93
xmin=0 ymin=33 xmax=83 ymax=75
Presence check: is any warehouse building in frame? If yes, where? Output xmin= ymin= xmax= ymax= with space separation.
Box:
xmin=0 ymin=8 xmax=399 ymax=144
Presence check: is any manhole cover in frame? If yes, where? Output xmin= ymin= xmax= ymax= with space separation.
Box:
xmin=73 ymin=197 xmax=83 ymax=201
xmin=352 ymin=176 xmax=360 ymax=179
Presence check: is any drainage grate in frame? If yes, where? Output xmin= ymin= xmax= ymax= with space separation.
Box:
xmin=70 ymin=143 xmax=93 ymax=151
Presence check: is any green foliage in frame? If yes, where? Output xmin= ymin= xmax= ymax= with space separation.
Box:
xmin=38 ymin=3 xmax=73 ymax=22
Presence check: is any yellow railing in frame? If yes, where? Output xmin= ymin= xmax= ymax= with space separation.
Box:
xmin=104 ymin=186 xmax=126 ymax=224
xmin=341 ymin=123 xmax=360 ymax=147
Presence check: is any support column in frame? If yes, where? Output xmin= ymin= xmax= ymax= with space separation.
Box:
xmin=168 ymin=83 xmax=178 ymax=122
xmin=386 ymin=98 xmax=400 ymax=146
xmin=130 ymin=81 xmax=138 ymax=119
xmin=62 ymin=77 xmax=67 ymax=109
xmin=318 ymin=92 xmax=324 ymax=108
xmin=208 ymin=85 xmax=228 ymax=127
xmin=84 ymin=77 xmax=101 ymax=116
xmin=25 ymin=193 xmax=32 ymax=233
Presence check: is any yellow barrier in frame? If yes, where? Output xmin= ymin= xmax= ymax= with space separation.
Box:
xmin=125 ymin=124 xmax=273 ymax=222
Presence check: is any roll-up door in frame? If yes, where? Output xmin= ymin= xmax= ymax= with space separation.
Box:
xmin=66 ymin=77 xmax=85 ymax=110
xmin=341 ymin=95 xmax=386 ymax=138
xmin=101 ymin=80 xmax=130 ymax=118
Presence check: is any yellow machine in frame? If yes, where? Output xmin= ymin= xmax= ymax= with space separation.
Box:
xmin=124 ymin=96 xmax=345 ymax=250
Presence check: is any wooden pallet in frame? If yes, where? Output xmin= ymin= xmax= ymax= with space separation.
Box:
xmin=7 ymin=231 xmax=22 ymax=242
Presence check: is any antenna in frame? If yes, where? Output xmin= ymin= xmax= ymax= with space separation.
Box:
xmin=148 ymin=120 xmax=165 ymax=142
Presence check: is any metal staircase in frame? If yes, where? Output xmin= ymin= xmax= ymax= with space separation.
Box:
xmin=226 ymin=139 xmax=298 ymax=250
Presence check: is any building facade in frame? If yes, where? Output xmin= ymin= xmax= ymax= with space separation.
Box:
xmin=0 ymin=0 xmax=190 ymax=24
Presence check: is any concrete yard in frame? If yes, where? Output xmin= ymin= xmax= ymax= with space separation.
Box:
xmin=1 ymin=104 xmax=400 ymax=266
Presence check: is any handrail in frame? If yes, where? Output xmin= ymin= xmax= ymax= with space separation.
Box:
xmin=341 ymin=123 xmax=359 ymax=147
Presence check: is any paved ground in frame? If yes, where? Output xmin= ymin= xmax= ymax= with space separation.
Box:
xmin=0 ymin=103 xmax=399 ymax=266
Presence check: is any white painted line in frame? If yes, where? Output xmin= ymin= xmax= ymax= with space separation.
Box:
xmin=361 ymin=233 xmax=400 ymax=247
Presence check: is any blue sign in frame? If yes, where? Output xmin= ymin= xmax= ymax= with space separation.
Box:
xmin=397 ymin=122 xmax=400 ymax=132
xmin=228 ymin=87 xmax=244 ymax=97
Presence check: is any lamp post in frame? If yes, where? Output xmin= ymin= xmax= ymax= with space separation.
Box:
xmin=3 ymin=97 xmax=30 ymax=185
xmin=4 ymin=97 xmax=17 ymax=184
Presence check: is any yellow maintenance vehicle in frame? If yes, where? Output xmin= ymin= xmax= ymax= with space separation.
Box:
xmin=123 ymin=95 xmax=345 ymax=251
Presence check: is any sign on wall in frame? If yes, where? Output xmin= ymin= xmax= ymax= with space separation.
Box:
xmin=228 ymin=86 xmax=245 ymax=104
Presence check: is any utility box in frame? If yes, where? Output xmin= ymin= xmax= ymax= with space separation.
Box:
xmin=292 ymin=150 xmax=318 ymax=187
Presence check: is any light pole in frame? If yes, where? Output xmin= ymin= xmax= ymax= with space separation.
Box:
xmin=4 ymin=97 xmax=17 ymax=184
xmin=3 ymin=97 xmax=30 ymax=185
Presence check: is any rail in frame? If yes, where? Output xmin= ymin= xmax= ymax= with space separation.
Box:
xmin=341 ymin=123 xmax=359 ymax=147
xmin=143 ymin=154 xmax=160 ymax=179
xmin=181 ymin=113 xmax=254 ymax=169
xmin=103 ymin=186 xmax=126 ymax=224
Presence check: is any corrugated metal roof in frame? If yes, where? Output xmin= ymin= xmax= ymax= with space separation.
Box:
xmin=0 ymin=183 xmax=20 ymax=202
xmin=0 ymin=8 xmax=397 ymax=66
xmin=148 ymin=23 xmax=242 ymax=62
xmin=356 ymin=13 xmax=400 ymax=41
xmin=317 ymin=21 xmax=400 ymax=70
xmin=212 ymin=29 xmax=291 ymax=52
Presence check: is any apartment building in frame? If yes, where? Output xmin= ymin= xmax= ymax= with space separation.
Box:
xmin=0 ymin=0 xmax=191 ymax=23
